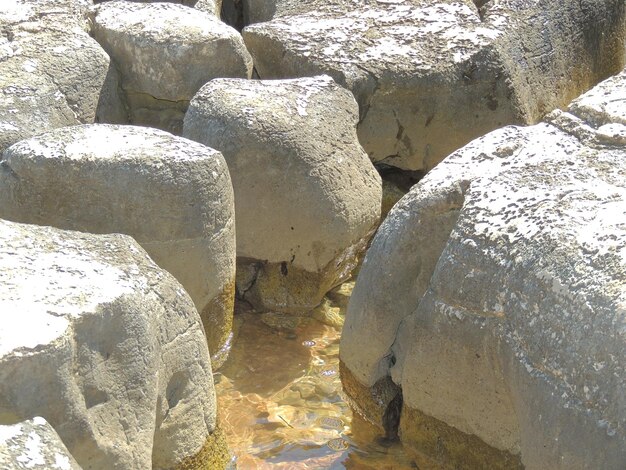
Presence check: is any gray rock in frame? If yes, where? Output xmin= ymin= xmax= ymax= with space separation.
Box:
xmin=0 ymin=0 xmax=122 ymax=153
xmin=0 ymin=219 xmax=227 ymax=469
xmin=0 ymin=124 xmax=236 ymax=366
xmin=0 ymin=417 xmax=80 ymax=470
xmin=243 ymin=0 xmax=625 ymax=171
xmin=184 ymin=75 xmax=381 ymax=312
xmin=94 ymin=0 xmax=223 ymax=17
xmin=91 ymin=1 xmax=253 ymax=133
xmin=340 ymin=69 xmax=626 ymax=468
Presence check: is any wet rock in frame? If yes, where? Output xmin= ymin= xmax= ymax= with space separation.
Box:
xmin=91 ymin=1 xmax=253 ymax=133
xmin=0 ymin=124 xmax=236 ymax=365
xmin=0 ymin=0 xmax=121 ymax=153
xmin=0 ymin=219 xmax=226 ymax=469
xmin=0 ymin=417 xmax=80 ymax=470
xmin=184 ymin=75 xmax=381 ymax=313
xmin=341 ymin=69 xmax=626 ymax=468
xmin=243 ymin=0 xmax=625 ymax=171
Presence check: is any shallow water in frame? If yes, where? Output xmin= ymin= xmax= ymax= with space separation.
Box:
xmin=215 ymin=284 xmax=416 ymax=469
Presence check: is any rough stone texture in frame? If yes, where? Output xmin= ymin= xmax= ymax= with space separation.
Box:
xmin=340 ymin=69 xmax=626 ymax=468
xmin=0 ymin=124 xmax=236 ymax=366
xmin=0 ymin=417 xmax=81 ymax=470
xmin=184 ymin=75 xmax=381 ymax=312
xmin=243 ymin=0 xmax=626 ymax=171
xmin=95 ymin=0 xmax=223 ymax=17
xmin=0 ymin=219 xmax=226 ymax=469
xmin=0 ymin=0 xmax=123 ymax=153
xmin=91 ymin=1 xmax=253 ymax=134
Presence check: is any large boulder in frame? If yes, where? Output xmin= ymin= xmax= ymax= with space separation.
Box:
xmin=94 ymin=0 xmax=223 ymax=17
xmin=243 ymin=0 xmax=626 ymax=171
xmin=0 ymin=0 xmax=123 ymax=153
xmin=0 ymin=124 xmax=236 ymax=366
xmin=0 ymin=219 xmax=229 ymax=469
xmin=340 ymin=69 xmax=626 ymax=468
xmin=0 ymin=417 xmax=81 ymax=470
xmin=184 ymin=75 xmax=382 ymax=313
xmin=91 ymin=1 xmax=253 ymax=133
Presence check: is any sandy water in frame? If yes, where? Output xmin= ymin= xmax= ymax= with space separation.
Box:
xmin=214 ymin=283 xmax=416 ymax=469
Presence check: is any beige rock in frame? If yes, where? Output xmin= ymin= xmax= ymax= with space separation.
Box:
xmin=341 ymin=69 xmax=626 ymax=468
xmin=95 ymin=0 xmax=223 ymax=17
xmin=243 ymin=0 xmax=625 ymax=171
xmin=0 ymin=124 xmax=236 ymax=366
xmin=0 ymin=417 xmax=81 ymax=470
xmin=0 ymin=0 xmax=123 ymax=153
xmin=184 ymin=75 xmax=381 ymax=312
xmin=91 ymin=1 xmax=253 ymax=133
xmin=0 ymin=219 xmax=226 ymax=469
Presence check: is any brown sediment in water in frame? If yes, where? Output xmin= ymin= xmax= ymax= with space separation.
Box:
xmin=399 ymin=406 xmax=524 ymax=470
xmin=173 ymin=425 xmax=231 ymax=470
xmin=200 ymin=278 xmax=235 ymax=369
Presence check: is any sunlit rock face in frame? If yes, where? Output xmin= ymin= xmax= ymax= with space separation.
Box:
xmin=184 ymin=75 xmax=382 ymax=313
xmin=0 ymin=0 xmax=123 ymax=153
xmin=0 ymin=220 xmax=226 ymax=469
xmin=340 ymin=69 xmax=626 ymax=468
xmin=0 ymin=417 xmax=81 ymax=470
xmin=243 ymin=0 xmax=626 ymax=171
xmin=91 ymin=1 xmax=252 ymax=134
xmin=0 ymin=124 xmax=236 ymax=366
xmin=94 ymin=0 xmax=223 ymax=17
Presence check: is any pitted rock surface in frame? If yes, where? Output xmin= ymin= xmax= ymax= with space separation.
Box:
xmin=91 ymin=1 xmax=253 ymax=133
xmin=0 ymin=219 xmax=222 ymax=469
xmin=341 ymin=70 xmax=626 ymax=468
xmin=94 ymin=0 xmax=223 ymax=17
xmin=0 ymin=417 xmax=80 ymax=470
xmin=184 ymin=75 xmax=381 ymax=312
xmin=244 ymin=0 xmax=625 ymax=170
xmin=0 ymin=124 xmax=236 ymax=364
xmin=0 ymin=0 xmax=120 ymax=153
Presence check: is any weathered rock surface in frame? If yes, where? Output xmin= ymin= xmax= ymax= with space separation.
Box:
xmin=0 ymin=417 xmax=81 ymax=470
xmin=184 ymin=75 xmax=381 ymax=312
xmin=244 ymin=0 xmax=626 ymax=171
xmin=0 ymin=124 xmax=236 ymax=365
xmin=0 ymin=0 xmax=122 ymax=153
xmin=0 ymin=219 xmax=228 ymax=469
xmin=341 ymin=69 xmax=626 ymax=468
xmin=91 ymin=1 xmax=253 ymax=133
xmin=95 ymin=0 xmax=223 ymax=17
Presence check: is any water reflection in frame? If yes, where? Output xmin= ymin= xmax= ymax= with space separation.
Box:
xmin=215 ymin=283 xmax=416 ymax=469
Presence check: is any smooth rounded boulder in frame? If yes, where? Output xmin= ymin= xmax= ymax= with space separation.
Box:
xmin=243 ymin=0 xmax=625 ymax=171
xmin=340 ymin=69 xmax=626 ymax=468
xmin=0 ymin=0 xmax=123 ymax=153
xmin=184 ymin=75 xmax=382 ymax=313
xmin=0 ymin=219 xmax=228 ymax=469
xmin=91 ymin=1 xmax=253 ymax=133
xmin=0 ymin=124 xmax=236 ymax=366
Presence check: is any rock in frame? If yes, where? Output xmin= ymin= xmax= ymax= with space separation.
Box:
xmin=0 ymin=219 xmax=228 ymax=469
xmin=184 ymin=75 xmax=381 ymax=313
xmin=94 ymin=0 xmax=223 ymax=17
xmin=91 ymin=1 xmax=253 ymax=134
xmin=0 ymin=0 xmax=122 ymax=153
xmin=0 ymin=124 xmax=236 ymax=366
xmin=243 ymin=0 xmax=626 ymax=171
xmin=340 ymin=69 xmax=626 ymax=468
xmin=0 ymin=417 xmax=81 ymax=470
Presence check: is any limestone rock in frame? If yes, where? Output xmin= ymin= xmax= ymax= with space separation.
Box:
xmin=340 ymin=69 xmax=626 ymax=468
xmin=95 ymin=0 xmax=223 ymax=17
xmin=0 ymin=219 xmax=227 ymax=469
xmin=243 ymin=0 xmax=625 ymax=171
xmin=0 ymin=124 xmax=236 ymax=365
xmin=91 ymin=1 xmax=253 ymax=133
xmin=0 ymin=0 xmax=122 ymax=153
xmin=0 ymin=417 xmax=81 ymax=470
xmin=184 ymin=75 xmax=381 ymax=312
